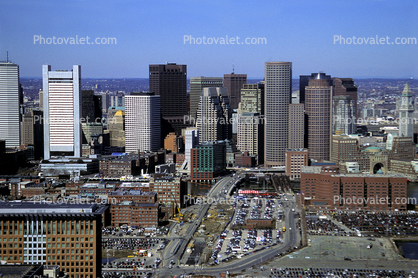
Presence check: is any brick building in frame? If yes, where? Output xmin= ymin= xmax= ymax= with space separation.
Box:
xmin=110 ymin=201 xmax=158 ymax=228
xmin=0 ymin=202 xmax=106 ymax=278
xmin=99 ymin=156 xmax=139 ymax=177
xmin=301 ymin=165 xmax=407 ymax=211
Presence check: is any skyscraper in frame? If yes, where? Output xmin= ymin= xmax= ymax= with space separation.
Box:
xmin=299 ymin=72 xmax=331 ymax=104
xmin=43 ymin=65 xmax=81 ymax=159
xmin=332 ymin=95 xmax=355 ymax=135
xmin=399 ymin=83 xmax=414 ymax=139
xmin=0 ymin=61 xmax=20 ymax=148
xmin=237 ymin=83 xmax=265 ymax=164
xmin=185 ymin=127 xmax=199 ymax=165
xmin=288 ymin=103 xmax=305 ymax=149
xmin=149 ymin=63 xmax=187 ymax=135
xmin=305 ymin=75 xmax=333 ymax=161
xmin=125 ymin=92 xmax=161 ymax=153
xmin=196 ymin=87 xmax=232 ymax=143
xmin=264 ymin=62 xmax=292 ymax=166
xmin=333 ymin=78 xmax=358 ymax=119
xmin=190 ymin=77 xmax=223 ymax=118
xmin=224 ymin=73 xmax=247 ymax=109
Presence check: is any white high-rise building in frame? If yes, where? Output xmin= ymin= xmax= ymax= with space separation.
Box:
xmin=264 ymin=62 xmax=292 ymax=166
xmin=43 ymin=65 xmax=81 ymax=159
xmin=0 ymin=61 xmax=20 ymax=148
xmin=399 ymin=83 xmax=414 ymax=139
xmin=185 ymin=127 xmax=199 ymax=164
xmin=125 ymin=93 xmax=161 ymax=153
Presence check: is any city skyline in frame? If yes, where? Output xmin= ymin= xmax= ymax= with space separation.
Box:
xmin=1 ymin=1 xmax=417 ymax=78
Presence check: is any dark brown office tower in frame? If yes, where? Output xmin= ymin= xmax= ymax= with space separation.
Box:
xmin=333 ymin=78 xmax=358 ymax=122
xmin=149 ymin=63 xmax=187 ymax=135
xmin=305 ymin=75 xmax=333 ymax=161
xmin=299 ymin=72 xmax=331 ymax=104
xmin=149 ymin=63 xmax=187 ymax=118
xmin=224 ymin=73 xmax=247 ymax=109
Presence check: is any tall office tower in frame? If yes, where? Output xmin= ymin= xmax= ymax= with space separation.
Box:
xmin=224 ymin=73 xmax=247 ymax=109
xmin=196 ymin=87 xmax=232 ymax=143
xmin=125 ymin=92 xmax=160 ymax=153
xmin=81 ymin=90 xmax=95 ymax=122
xmin=399 ymin=83 xmax=414 ymax=139
xmin=108 ymin=110 xmax=125 ymax=147
xmin=149 ymin=63 xmax=187 ymax=135
xmin=239 ymin=83 xmax=264 ymax=114
xmin=101 ymin=93 xmax=110 ymax=115
xmin=299 ymin=72 xmax=331 ymax=104
xmin=0 ymin=61 xmax=20 ymax=148
xmin=264 ymin=62 xmax=292 ymax=166
xmin=0 ymin=202 xmax=106 ymax=277
xmin=39 ymin=90 xmax=43 ymax=109
xmin=190 ymin=77 xmax=223 ymax=118
xmin=43 ymin=65 xmax=81 ymax=160
xmin=305 ymin=75 xmax=333 ymax=161
xmin=288 ymin=103 xmax=305 ymax=148
xmin=185 ymin=127 xmax=199 ymax=165
xmin=237 ymin=83 xmax=265 ymax=164
xmin=332 ymin=95 xmax=355 ymax=135
xmin=237 ymin=113 xmax=264 ymax=164
xmin=21 ymin=110 xmax=34 ymax=146
xmin=333 ymin=78 xmax=358 ymax=120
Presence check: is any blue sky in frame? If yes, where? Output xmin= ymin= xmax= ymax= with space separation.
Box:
xmin=1 ymin=0 xmax=417 ymax=78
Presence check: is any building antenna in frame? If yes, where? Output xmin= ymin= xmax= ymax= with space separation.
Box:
xmin=6 ymin=50 xmax=8 ymax=63
xmin=232 ymin=60 xmax=235 ymax=74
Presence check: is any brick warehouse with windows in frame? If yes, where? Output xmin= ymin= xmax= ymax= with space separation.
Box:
xmin=300 ymin=165 xmax=408 ymax=211
xmin=0 ymin=202 xmax=107 ymax=278
xmin=110 ymin=201 xmax=158 ymax=228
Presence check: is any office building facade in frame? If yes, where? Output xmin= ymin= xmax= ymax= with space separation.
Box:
xmin=149 ymin=63 xmax=187 ymax=135
xmin=125 ymin=93 xmax=161 ymax=153
xmin=189 ymin=77 xmax=223 ymax=118
xmin=190 ymin=141 xmax=226 ymax=181
xmin=0 ymin=202 xmax=106 ymax=278
xmin=0 ymin=61 xmax=21 ymax=148
xmin=196 ymin=87 xmax=232 ymax=143
xmin=264 ymin=62 xmax=292 ymax=166
xmin=305 ymin=76 xmax=333 ymax=161
xmin=399 ymin=83 xmax=414 ymax=139
xmin=223 ymin=73 xmax=247 ymax=110
xmin=288 ymin=103 xmax=305 ymax=149
xmin=43 ymin=65 xmax=81 ymax=160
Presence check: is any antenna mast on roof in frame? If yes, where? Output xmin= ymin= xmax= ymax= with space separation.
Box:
xmin=232 ymin=60 xmax=235 ymax=74
xmin=6 ymin=50 xmax=8 ymax=63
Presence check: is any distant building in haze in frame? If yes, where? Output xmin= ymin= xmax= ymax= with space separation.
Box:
xmin=398 ymin=83 xmax=414 ymax=139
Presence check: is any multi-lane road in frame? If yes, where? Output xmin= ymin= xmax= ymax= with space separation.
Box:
xmin=155 ymin=175 xmax=299 ymax=277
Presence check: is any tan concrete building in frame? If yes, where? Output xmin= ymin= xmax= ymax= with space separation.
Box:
xmin=288 ymin=103 xmax=304 ymax=149
xmin=285 ymin=148 xmax=309 ymax=180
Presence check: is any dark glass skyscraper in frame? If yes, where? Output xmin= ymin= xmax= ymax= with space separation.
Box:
xmin=224 ymin=73 xmax=247 ymax=110
xmin=149 ymin=63 xmax=187 ymax=135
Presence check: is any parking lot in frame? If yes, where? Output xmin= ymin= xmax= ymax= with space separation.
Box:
xmin=209 ymin=193 xmax=292 ymax=262
xmin=331 ymin=211 xmax=418 ymax=236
